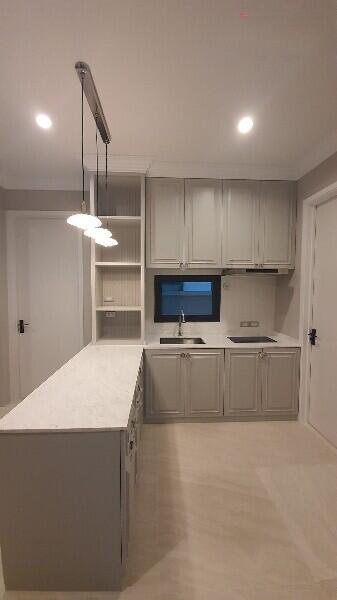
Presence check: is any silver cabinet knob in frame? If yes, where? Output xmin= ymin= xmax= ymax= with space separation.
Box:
xmin=186 ymin=352 xmax=191 ymax=358
xmin=181 ymin=352 xmax=186 ymax=358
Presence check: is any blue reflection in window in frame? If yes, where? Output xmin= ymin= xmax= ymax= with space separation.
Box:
xmin=161 ymin=281 xmax=212 ymax=316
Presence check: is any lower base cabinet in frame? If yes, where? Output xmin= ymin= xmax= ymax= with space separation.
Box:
xmin=225 ymin=347 xmax=300 ymax=417
xmin=145 ymin=349 xmax=224 ymax=420
xmin=145 ymin=346 xmax=300 ymax=422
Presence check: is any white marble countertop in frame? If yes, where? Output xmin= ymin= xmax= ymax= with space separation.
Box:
xmin=0 ymin=345 xmax=143 ymax=433
xmin=145 ymin=332 xmax=301 ymax=349
xmin=0 ymin=332 xmax=300 ymax=434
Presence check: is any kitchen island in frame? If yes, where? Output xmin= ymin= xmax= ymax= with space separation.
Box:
xmin=0 ymin=344 xmax=144 ymax=591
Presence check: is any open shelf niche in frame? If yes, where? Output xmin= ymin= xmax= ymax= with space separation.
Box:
xmin=90 ymin=174 xmax=145 ymax=344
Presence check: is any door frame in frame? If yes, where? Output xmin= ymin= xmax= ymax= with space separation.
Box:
xmin=299 ymin=181 xmax=337 ymax=424
xmin=6 ymin=210 xmax=84 ymax=404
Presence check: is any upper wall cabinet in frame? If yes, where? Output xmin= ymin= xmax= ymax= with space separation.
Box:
xmin=147 ymin=178 xmax=296 ymax=270
xmin=222 ymin=181 xmax=260 ymax=268
xmin=259 ymin=181 xmax=295 ymax=268
xmin=146 ymin=178 xmax=185 ymax=268
xmin=185 ymin=179 xmax=222 ymax=268
xmin=146 ymin=178 xmax=222 ymax=268
xmin=223 ymin=180 xmax=296 ymax=269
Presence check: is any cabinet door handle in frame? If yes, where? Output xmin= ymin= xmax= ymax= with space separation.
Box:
xmin=186 ymin=352 xmax=190 ymax=358
xmin=180 ymin=352 xmax=185 ymax=358
xmin=260 ymin=351 xmax=267 ymax=359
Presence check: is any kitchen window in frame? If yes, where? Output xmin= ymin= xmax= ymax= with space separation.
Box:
xmin=154 ymin=275 xmax=221 ymax=322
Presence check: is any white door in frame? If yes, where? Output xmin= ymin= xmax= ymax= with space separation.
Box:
xmin=185 ymin=179 xmax=222 ymax=267
xmin=9 ymin=212 xmax=83 ymax=401
xmin=309 ymin=197 xmax=337 ymax=447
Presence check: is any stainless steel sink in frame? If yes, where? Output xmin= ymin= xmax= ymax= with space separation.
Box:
xmin=160 ymin=337 xmax=205 ymax=345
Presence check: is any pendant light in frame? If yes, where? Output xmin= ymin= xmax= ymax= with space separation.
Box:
xmin=102 ymin=141 xmax=118 ymax=247
xmin=67 ymin=72 xmax=102 ymax=230
xmin=84 ymin=124 xmax=115 ymax=243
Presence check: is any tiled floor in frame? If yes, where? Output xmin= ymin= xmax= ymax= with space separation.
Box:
xmin=2 ymin=421 xmax=337 ymax=599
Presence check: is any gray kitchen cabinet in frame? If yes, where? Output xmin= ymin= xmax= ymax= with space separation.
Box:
xmin=145 ymin=349 xmax=224 ymax=420
xmin=260 ymin=181 xmax=296 ymax=268
xmin=222 ymin=180 xmax=296 ymax=269
xmin=225 ymin=347 xmax=299 ymax=418
xmin=224 ymin=348 xmax=262 ymax=416
xmin=222 ymin=181 xmax=260 ymax=268
xmin=146 ymin=178 xmax=185 ymax=268
xmin=261 ymin=348 xmax=300 ymax=415
xmin=185 ymin=349 xmax=224 ymax=417
xmin=145 ymin=350 xmax=185 ymax=418
xmin=185 ymin=179 xmax=222 ymax=267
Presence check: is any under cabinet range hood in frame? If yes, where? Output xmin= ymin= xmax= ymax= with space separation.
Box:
xmin=222 ymin=268 xmax=290 ymax=275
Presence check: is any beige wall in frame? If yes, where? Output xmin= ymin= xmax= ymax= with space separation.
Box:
xmin=275 ymin=151 xmax=337 ymax=338
xmin=0 ymin=189 xmax=92 ymax=406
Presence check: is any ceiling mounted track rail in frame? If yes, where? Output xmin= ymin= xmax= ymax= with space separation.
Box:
xmin=75 ymin=61 xmax=111 ymax=144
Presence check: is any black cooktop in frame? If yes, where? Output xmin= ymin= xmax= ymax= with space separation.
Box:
xmin=228 ymin=336 xmax=277 ymax=343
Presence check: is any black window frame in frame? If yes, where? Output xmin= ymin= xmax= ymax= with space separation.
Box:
xmin=154 ymin=275 xmax=221 ymax=322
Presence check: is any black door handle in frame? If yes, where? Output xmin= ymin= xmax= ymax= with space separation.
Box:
xmin=18 ymin=320 xmax=29 ymax=334
xmin=308 ymin=328 xmax=317 ymax=346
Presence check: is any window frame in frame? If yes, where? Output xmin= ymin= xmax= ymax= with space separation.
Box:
xmin=154 ymin=274 xmax=221 ymax=322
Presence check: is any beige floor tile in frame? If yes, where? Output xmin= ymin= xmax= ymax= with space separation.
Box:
xmin=2 ymin=422 xmax=337 ymax=600
xmin=258 ymin=463 xmax=337 ymax=581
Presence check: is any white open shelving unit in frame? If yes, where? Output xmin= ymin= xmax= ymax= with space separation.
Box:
xmin=90 ymin=174 xmax=145 ymax=345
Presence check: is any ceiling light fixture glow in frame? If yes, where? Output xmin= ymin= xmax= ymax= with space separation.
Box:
xmin=36 ymin=113 xmax=52 ymax=129
xmin=238 ymin=115 xmax=254 ymax=134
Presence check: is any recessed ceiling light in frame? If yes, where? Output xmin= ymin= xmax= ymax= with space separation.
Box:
xmin=238 ymin=116 xmax=254 ymax=134
xmin=35 ymin=113 xmax=52 ymax=129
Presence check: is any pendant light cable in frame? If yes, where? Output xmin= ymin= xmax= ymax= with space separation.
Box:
xmin=105 ymin=142 xmax=108 ymax=229
xmin=81 ymin=72 xmax=85 ymax=213
xmin=96 ymin=122 xmax=99 ymax=218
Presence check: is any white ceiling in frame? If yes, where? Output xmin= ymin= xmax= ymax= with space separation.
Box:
xmin=0 ymin=0 xmax=337 ymax=189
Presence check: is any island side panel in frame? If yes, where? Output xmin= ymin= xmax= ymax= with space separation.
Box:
xmin=0 ymin=430 xmax=122 ymax=591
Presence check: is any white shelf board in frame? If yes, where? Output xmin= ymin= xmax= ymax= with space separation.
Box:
xmin=95 ymin=262 xmax=141 ymax=267
xmin=96 ymin=306 xmax=141 ymax=312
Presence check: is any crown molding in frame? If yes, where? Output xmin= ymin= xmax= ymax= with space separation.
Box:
xmin=0 ymin=174 xmax=83 ymax=191
xmin=84 ymin=154 xmax=154 ymax=174
xmin=147 ymin=160 xmax=297 ymax=180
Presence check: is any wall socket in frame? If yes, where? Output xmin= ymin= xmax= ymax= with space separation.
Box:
xmin=240 ymin=320 xmax=259 ymax=327
xmin=105 ymin=312 xmax=116 ymax=318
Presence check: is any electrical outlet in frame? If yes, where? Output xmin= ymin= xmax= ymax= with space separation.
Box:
xmin=240 ymin=320 xmax=260 ymax=327
xmin=104 ymin=296 xmax=113 ymax=303
xmin=105 ymin=312 xmax=116 ymax=318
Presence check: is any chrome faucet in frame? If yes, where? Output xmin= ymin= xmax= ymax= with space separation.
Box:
xmin=178 ymin=309 xmax=186 ymax=337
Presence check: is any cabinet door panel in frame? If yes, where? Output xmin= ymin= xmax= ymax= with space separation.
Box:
xmin=145 ymin=351 xmax=184 ymax=418
xmin=262 ymin=348 xmax=299 ymax=415
xmin=146 ymin=178 xmax=185 ymax=267
xmin=223 ymin=181 xmax=260 ymax=267
xmin=224 ymin=349 xmax=261 ymax=415
xmin=185 ymin=350 xmax=224 ymax=417
xmin=260 ymin=182 xmax=295 ymax=267
xmin=185 ymin=180 xmax=222 ymax=267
